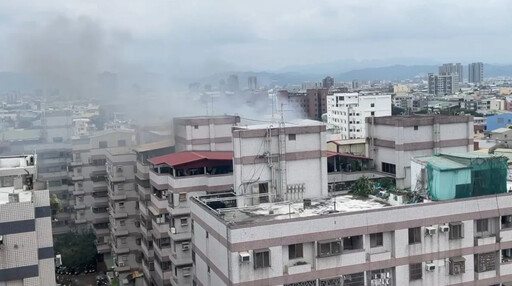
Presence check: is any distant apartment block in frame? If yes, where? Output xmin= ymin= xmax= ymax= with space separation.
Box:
xmin=366 ymin=115 xmax=474 ymax=189
xmin=277 ymin=89 xmax=328 ymax=121
xmin=468 ymin=62 xmax=484 ymax=84
xmin=322 ymin=76 xmax=334 ymax=89
xmin=439 ymin=63 xmax=463 ymax=83
xmin=0 ymin=155 xmax=56 ymax=286
xmin=327 ymin=92 xmax=391 ymax=139
xmin=248 ymin=76 xmax=258 ymax=90
xmin=428 ymin=73 xmax=458 ymax=95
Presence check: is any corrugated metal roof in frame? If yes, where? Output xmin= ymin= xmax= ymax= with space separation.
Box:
xmin=149 ymin=151 xmax=233 ymax=167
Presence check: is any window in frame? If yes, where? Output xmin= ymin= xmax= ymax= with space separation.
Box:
xmin=180 ymin=218 xmax=188 ymax=226
xmin=194 ymin=125 xmax=199 ymax=129
xmin=381 ymin=162 xmax=396 ymax=175
xmin=476 ymin=219 xmax=489 ymax=233
xmin=120 ymin=220 xmax=126 ymax=226
xmin=371 ymin=111 xmax=375 ymax=116
xmin=414 ymin=125 xmax=418 ymax=130
xmin=343 ymin=236 xmax=362 ymax=250
xmin=118 ymin=140 xmax=126 ymax=147
xmin=182 ymin=242 xmax=190 ymax=251
xmin=120 ymin=237 xmax=127 ymax=244
xmin=179 ymin=193 xmax=187 ymax=202
xmin=370 ymin=233 xmax=383 ymax=248
xmin=288 ymin=244 xmax=303 ymax=260
xmin=475 ymin=252 xmax=496 ymax=272
xmin=449 ymin=222 xmax=464 ymax=240
xmin=99 ymin=141 xmax=108 ymax=148
xmin=409 ymin=263 xmax=422 ymax=280
xmin=341 ymin=272 xmax=364 ymax=286
xmin=498 ymin=118 xmax=505 ymax=124
xmin=449 ymin=257 xmax=466 ymax=275
xmin=318 ymin=240 xmax=341 ymax=257
xmin=288 ymin=134 xmax=296 ymax=141
xmin=371 ymin=103 xmax=375 ymax=107
xmin=502 ymin=215 xmax=512 ymax=228
xmin=254 ymin=249 xmax=270 ymax=269
xmin=408 ymin=227 xmax=421 ymax=244
xmin=53 ymin=137 xmax=63 ymax=143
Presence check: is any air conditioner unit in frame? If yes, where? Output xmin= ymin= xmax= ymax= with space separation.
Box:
xmin=119 ymin=262 xmax=126 ymax=267
xmin=239 ymin=251 xmax=250 ymax=263
xmin=425 ymin=226 xmax=437 ymax=236
xmin=182 ymin=243 xmax=190 ymax=251
xmin=171 ymin=227 xmax=176 ymax=234
xmin=425 ymin=263 xmax=436 ymax=271
xmin=439 ymin=225 xmax=450 ymax=232
xmin=0 ymin=235 xmax=3 ymax=248
xmin=183 ymin=268 xmax=191 ymax=277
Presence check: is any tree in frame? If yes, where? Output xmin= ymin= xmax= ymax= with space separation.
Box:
xmin=351 ymin=175 xmax=374 ymax=197
xmin=50 ymin=194 xmax=61 ymax=217
xmin=54 ymin=230 xmax=97 ymax=268
xmin=378 ymin=177 xmax=396 ymax=190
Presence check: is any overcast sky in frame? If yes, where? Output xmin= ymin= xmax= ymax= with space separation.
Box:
xmin=1 ymin=0 xmax=512 ymax=79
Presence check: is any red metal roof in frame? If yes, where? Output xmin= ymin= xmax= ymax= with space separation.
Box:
xmin=148 ymin=151 xmax=233 ymax=167
xmin=327 ymin=151 xmax=371 ymax=160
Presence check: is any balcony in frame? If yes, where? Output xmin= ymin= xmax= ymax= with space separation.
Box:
xmin=286 ymin=262 xmax=312 ymax=275
xmin=73 ymin=188 xmax=85 ymax=196
xmin=96 ymin=243 xmax=111 ymax=254
xmin=70 ymin=160 xmax=83 ymax=167
xmin=92 ymin=196 xmax=109 ymax=207
xmin=71 ymin=174 xmax=84 ymax=181
xmin=368 ymin=251 xmax=392 ymax=262
xmin=108 ymin=173 xmax=126 ymax=183
xmin=74 ymin=203 xmax=86 ymax=210
xmin=112 ymin=244 xmax=130 ymax=255
xmin=109 ymin=192 xmax=127 ymax=201
xmin=475 ymin=235 xmax=497 ymax=246
xmin=169 ymin=229 xmax=192 ymax=241
xmin=168 ymin=206 xmax=190 ymax=217
xmin=91 ymin=212 xmax=109 ymax=224
xmin=141 ymin=241 xmax=154 ymax=259
xmin=109 ymin=209 xmax=128 ymax=219
xmin=138 ymin=185 xmax=151 ymax=201
xmin=150 ymin=194 xmax=168 ymax=214
xmin=74 ymin=217 xmax=87 ymax=224
xmin=92 ymin=227 xmax=110 ymax=237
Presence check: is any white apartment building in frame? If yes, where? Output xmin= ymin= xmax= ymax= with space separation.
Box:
xmin=0 ymin=155 xmax=56 ymax=286
xmin=327 ymin=92 xmax=391 ymax=139
xmin=174 ymin=116 xmax=240 ymax=152
xmin=191 ymin=192 xmax=512 ymax=286
xmin=232 ymin=119 xmax=328 ymax=206
xmin=366 ymin=115 xmax=474 ymax=189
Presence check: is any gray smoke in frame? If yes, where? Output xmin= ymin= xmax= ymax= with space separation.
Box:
xmin=13 ymin=16 xmax=116 ymax=98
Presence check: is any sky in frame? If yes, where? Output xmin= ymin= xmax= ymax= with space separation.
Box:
xmin=1 ymin=0 xmax=512 ymax=80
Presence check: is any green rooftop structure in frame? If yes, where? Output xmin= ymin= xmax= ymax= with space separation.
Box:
xmin=411 ymin=152 xmax=508 ymax=201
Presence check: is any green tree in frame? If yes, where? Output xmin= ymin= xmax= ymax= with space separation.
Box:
xmin=54 ymin=230 xmax=97 ymax=268
xmin=351 ymin=175 xmax=374 ymax=197
xmin=378 ymin=177 xmax=396 ymax=190
xmin=50 ymin=194 xmax=61 ymax=216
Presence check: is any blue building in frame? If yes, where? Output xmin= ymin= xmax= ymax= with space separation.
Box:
xmin=486 ymin=113 xmax=512 ymax=131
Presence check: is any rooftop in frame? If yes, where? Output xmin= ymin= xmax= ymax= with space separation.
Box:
xmin=236 ymin=119 xmax=325 ymax=130
xmin=491 ymin=127 xmax=512 ymax=134
xmin=328 ymin=138 xmax=366 ymax=145
xmin=134 ymin=140 xmax=174 ymax=153
xmin=0 ymin=187 xmax=32 ymax=205
xmin=149 ymin=151 xmax=233 ymax=167
xmin=202 ymin=195 xmax=388 ymax=225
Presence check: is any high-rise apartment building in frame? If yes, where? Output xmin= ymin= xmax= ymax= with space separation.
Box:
xmin=427 ymin=73 xmax=458 ymax=95
xmin=0 ymin=155 xmax=56 ymax=286
xmin=227 ymin=75 xmax=239 ymax=92
xmin=468 ymin=62 xmax=484 ymax=83
xmin=322 ymin=76 xmax=334 ymax=89
xmin=277 ymin=89 xmax=328 ymax=121
xmin=327 ymin=92 xmax=391 ymax=139
xmin=439 ymin=63 xmax=463 ymax=83
xmin=247 ymin=76 xmax=258 ymax=90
